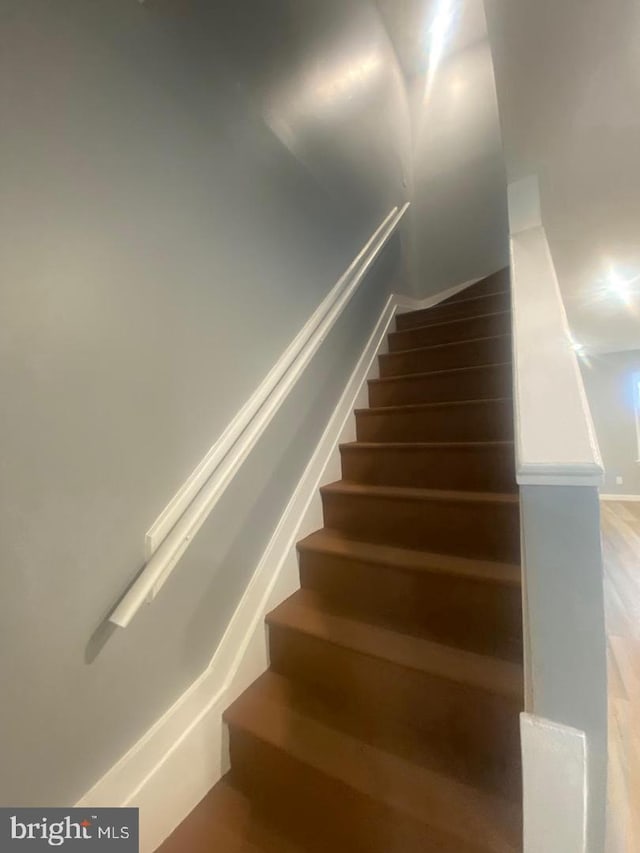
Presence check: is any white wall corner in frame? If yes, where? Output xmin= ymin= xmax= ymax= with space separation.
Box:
xmin=521 ymin=713 xmax=587 ymax=853
xmin=508 ymin=175 xmax=542 ymax=235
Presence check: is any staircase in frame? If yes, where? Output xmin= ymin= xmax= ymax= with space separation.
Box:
xmin=159 ymin=268 xmax=523 ymax=852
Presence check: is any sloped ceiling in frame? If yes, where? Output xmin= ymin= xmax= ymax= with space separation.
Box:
xmin=485 ymin=0 xmax=640 ymax=353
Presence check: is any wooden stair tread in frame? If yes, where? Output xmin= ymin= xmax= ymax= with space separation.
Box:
xmin=382 ymin=333 xmax=512 ymax=358
xmin=225 ymin=671 xmax=521 ymax=852
xmin=355 ymin=396 xmax=513 ymax=415
xmin=321 ymin=480 xmax=519 ymax=505
xmin=158 ymin=777 xmax=309 ymax=853
xmin=391 ymin=309 xmax=510 ymax=336
xmin=442 ymin=269 xmax=509 ymax=304
xmin=165 ymin=268 xmax=522 ymax=852
xmin=241 ymin=669 xmax=522 ymax=802
xmin=266 ymin=589 xmax=523 ymax=699
xmin=297 ymin=528 xmax=521 ymax=586
xmin=340 ymin=439 xmax=515 ymax=451
xmin=369 ymin=361 xmax=511 ymax=385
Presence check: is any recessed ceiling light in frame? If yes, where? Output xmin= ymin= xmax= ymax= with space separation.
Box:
xmin=569 ymin=338 xmax=586 ymax=357
xmin=603 ymin=263 xmax=639 ymax=305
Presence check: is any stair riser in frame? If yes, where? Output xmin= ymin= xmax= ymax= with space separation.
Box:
xmin=369 ymin=365 xmax=512 ymax=408
xmin=389 ymin=313 xmax=511 ymax=352
xmin=229 ymin=729 xmax=489 ymax=853
xmin=299 ymin=552 xmax=523 ymax=662
xmin=379 ymin=336 xmax=512 ymax=377
xmin=397 ymin=292 xmax=510 ymax=330
xmin=355 ymin=400 xmax=514 ymax=443
xmin=439 ymin=271 xmax=510 ymax=306
xmin=340 ymin=444 xmax=517 ymax=492
xmin=321 ymin=490 xmax=520 ymax=561
xmin=268 ymin=625 xmax=522 ymax=791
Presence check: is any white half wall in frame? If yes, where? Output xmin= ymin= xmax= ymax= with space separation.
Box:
xmin=521 ymin=714 xmax=587 ymax=853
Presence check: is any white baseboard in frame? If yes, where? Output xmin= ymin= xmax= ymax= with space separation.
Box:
xmin=394 ymin=275 xmax=482 ymax=314
xmin=521 ymin=713 xmax=587 ymax=853
xmin=76 ymin=275 xmax=483 ymax=851
xmin=600 ymin=493 xmax=640 ymax=502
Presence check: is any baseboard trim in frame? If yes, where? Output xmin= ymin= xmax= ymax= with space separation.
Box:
xmin=521 ymin=713 xmax=587 ymax=853
xmin=76 ymin=276 xmax=482 ymax=851
xmin=394 ymin=275 xmax=482 ymax=314
xmin=600 ymin=493 xmax=640 ymax=501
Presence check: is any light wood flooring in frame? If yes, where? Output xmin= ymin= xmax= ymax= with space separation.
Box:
xmin=602 ymin=500 xmax=640 ymax=852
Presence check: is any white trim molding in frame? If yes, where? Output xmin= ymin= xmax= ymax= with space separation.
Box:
xmin=600 ymin=493 xmax=640 ymax=502
xmin=108 ymin=203 xmax=409 ymax=628
xmin=394 ymin=275 xmax=482 ymax=314
xmin=521 ymin=713 xmax=587 ymax=853
xmin=78 ymin=276 xmax=478 ymax=852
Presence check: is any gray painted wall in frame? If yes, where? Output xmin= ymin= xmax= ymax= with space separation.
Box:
xmin=581 ymin=351 xmax=640 ymax=496
xmin=377 ymin=0 xmax=509 ymax=296
xmin=0 ymin=0 xmax=408 ymax=805
xmin=520 ymin=485 xmax=608 ymax=853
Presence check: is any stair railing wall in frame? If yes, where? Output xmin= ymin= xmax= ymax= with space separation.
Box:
xmin=509 ymin=175 xmax=607 ymax=853
xmin=108 ymin=203 xmax=410 ymax=629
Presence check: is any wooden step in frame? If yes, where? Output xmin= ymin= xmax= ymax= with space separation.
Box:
xmin=379 ymin=334 xmax=512 ymax=377
xmin=265 ymin=591 xmax=523 ymax=808
xmin=368 ymin=362 xmax=512 ymax=408
xmin=389 ymin=311 xmax=511 ymax=352
xmin=162 ymin=263 xmax=522 ymax=852
xmin=439 ymin=269 xmax=510 ymax=305
xmin=226 ymin=668 xmax=522 ymax=853
xmin=339 ymin=440 xmax=517 ymax=492
xmin=321 ymin=481 xmax=520 ymax=561
xmin=157 ymin=776 xmax=309 ymax=852
xmin=248 ymin=668 xmax=521 ymax=803
xmin=298 ymin=529 xmax=522 ymax=661
xmin=267 ymin=591 xmax=523 ymax=699
xmin=396 ymin=291 xmax=510 ymax=330
xmin=355 ymin=397 xmax=514 ymax=443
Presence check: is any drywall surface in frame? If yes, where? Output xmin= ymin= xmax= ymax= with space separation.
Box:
xmin=484 ymin=0 xmax=640 ymax=353
xmin=0 ymin=0 xmax=408 ymax=805
xmin=521 ymin=715 xmax=587 ymax=853
xmin=520 ymin=484 xmax=607 ymax=853
xmin=510 ymin=224 xmax=603 ymax=485
xmin=377 ymin=0 xmax=509 ymax=296
xmin=581 ymin=350 xmax=640 ymax=495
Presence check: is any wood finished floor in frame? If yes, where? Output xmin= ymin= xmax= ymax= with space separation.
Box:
xmin=602 ymin=500 xmax=640 ymax=853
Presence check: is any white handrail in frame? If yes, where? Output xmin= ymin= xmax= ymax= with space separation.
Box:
xmin=145 ymin=206 xmax=401 ymax=556
xmin=109 ymin=202 xmax=410 ymax=627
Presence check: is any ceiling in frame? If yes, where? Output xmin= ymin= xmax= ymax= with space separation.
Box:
xmin=375 ymin=0 xmax=487 ymax=80
xmin=485 ymin=0 xmax=640 ymax=353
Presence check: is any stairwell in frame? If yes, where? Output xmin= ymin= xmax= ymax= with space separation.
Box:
xmin=159 ymin=268 xmax=524 ymax=852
